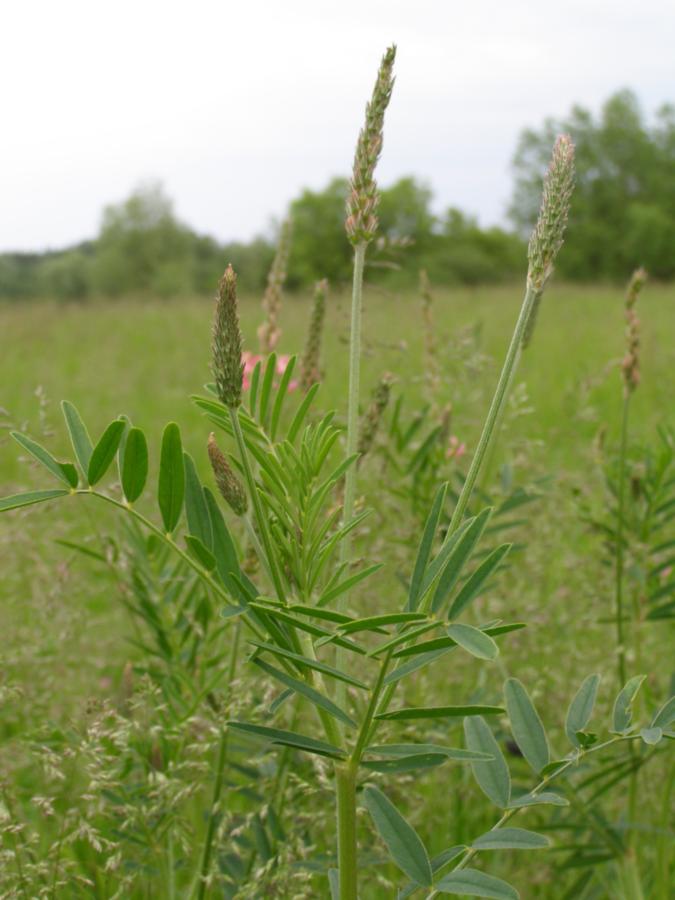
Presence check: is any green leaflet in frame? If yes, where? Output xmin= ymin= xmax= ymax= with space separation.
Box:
xmin=158 ymin=423 xmax=185 ymax=534
xmin=471 ymin=827 xmax=550 ymax=850
xmin=227 ymin=721 xmax=345 ymax=760
xmin=448 ymin=543 xmax=511 ymax=619
xmin=507 ymin=791 xmax=568 ymax=809
xmin=612 ymin=674 xmax=646 ymax=733
xmin=504 ymin=678 xmax=550 ymax=773
xmin=565 ymin=674 xmax=600 ymax=748
xmin=252 ymin=658 xmax=356 ymax=729
xmin=640 ymin=727 xmax=663 ymax=745
xmin=121 ymin=427 xmax=148 ymax=503
xmin=61 ymin=400 xmax=94 ymax=478
xmin=360 ymin=754 xmax=448 ymax=774
xmin=435 ymin=867 xmax=519 ymax=898
xmin=88 ymin=419 xmax=126 ymax=485
xmin=10 ymin=432 xmax=78 ymax=488
xmin=464 ymin=716 xmax=511 ymax=808
xmin=651 ymin=695 xmax=675 ymax=729
xmin=408 ymin=483 xmax=448 ymax=611
xmin=431 ymin=507 xmax=493 ymax=614
xmin=183 ymin=452 xmax=213 ymax=549
xmin=375 ymin=705 xmax=504 ymax=722
xmin=362 ymin=786 xmax=432 ymax=887
xmin=184 ymin=535 xmax=217 ymax=571
xmin=0 ymin=489 xmax=69 ymax=513
xmin=398 ymin=847 xmax=465 ymax=899
xmin=249 ymin=641 xmax=368 ymax=690
xmin=338 ymin=611 xmax=426 ymax=634
xmin=365 ymin=743 xmax=493 ymax=762
xmin=447 ymin=623 xmax=499 ymax=660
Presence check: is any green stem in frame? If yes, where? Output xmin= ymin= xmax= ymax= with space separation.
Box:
xmin=341 ymin=241 xmax=368 ymax=568
xmin=422 ymin=734 xmax=641 ymax=899
xmin=615 ymin=392 xmax=631 ymax=688
xmin=229 ymin=406 xmax=286 ymax=603
xmin=335 ymin=241 xmax=367 ymax=707
xmin=447 ymin=282 xmax=538 ymax=535
xmin=335 ymin=762 xmax=359 ymax=900
xmin=335 ymin=651 xmax=392 ymax=900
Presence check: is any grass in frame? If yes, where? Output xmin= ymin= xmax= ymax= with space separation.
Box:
xmin=1 ymin=281 xmax=673 ymax=896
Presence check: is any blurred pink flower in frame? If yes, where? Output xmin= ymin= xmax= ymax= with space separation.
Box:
xmin=241 ymin=351 xmax=298 ymax=393
xmin=446 ymin=435 xmax=467 ymax=460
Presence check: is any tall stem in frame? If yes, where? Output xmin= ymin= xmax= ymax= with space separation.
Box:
xmin=448 ymin=282 xmax=538 ymax=535
xmin=335 ymin=241 xmax=367 ymax=705
xmin=615 ymin=392 xmax=631 ymax=687
xmin=340 ymin=241 xmax=367 ymax=578
xmin=335 ymin=762 xmax=358 ymax=900
xmin=335 ymin=651 xmax=392 ymax=900
xmin=229 ymin=406 xmax=286 ymax=603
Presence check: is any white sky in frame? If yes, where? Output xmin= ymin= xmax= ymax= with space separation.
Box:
xmin=2 ymin=0 xmax=673 ymax=251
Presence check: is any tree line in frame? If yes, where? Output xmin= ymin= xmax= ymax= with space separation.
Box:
xmin=1 ymin=90 xmax=672 ymax=301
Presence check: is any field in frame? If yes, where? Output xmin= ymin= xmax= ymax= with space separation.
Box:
xmin=1 ymin=282 xmax=674 ymax=897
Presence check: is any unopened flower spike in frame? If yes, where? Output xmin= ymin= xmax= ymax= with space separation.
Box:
xmin=621 ymin=267 xmax=647 ymax=394
xmin=358 ymin=372 xmax=394 ymax=460
xmin=523 ymin=134 xmax=575 ymax=348
xmin=207 ymin=433 xmax=248 ymax=516
xmin=301 ymin=278 xmax=328 ymax=391
xmin=212 ymin=264 xmax=244 ymax=408
xmin=258 ymin=218 xmax=292 ymax=354
xmin=345 ymin=45 xmax=396 ymax=245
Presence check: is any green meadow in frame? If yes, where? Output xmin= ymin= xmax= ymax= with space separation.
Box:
xmin=1 ymin=282 xmax=673 ymax=897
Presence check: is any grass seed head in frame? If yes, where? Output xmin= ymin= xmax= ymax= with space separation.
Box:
xmin=208 ymin=433 xmax=248 ymax=515
xmin=212 ymin=264 xmax=244 ymax=408
xmin=258 ymin=218 xmax=293 ymax=354
xmin=358 ymin=372 xmax=394 ymax=459
xmin=345 ymin=45 xmax=396 ymax=246
xmin=622 ymin=267 xmax=647 ymax=394
xmin=527 ymin=134 xmax=575 ymax=292
xmin=300 ymin=278 xmax=328 ymax=391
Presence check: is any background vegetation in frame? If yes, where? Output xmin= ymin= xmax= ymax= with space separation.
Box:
xmin=1 ymin=89 xmax=673 ymax=302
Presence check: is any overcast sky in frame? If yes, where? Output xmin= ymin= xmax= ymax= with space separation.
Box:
xmin=2 ymin=0 xmax=673 ymax=252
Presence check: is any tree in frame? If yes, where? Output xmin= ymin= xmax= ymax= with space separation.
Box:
xmin=509 ymin=90 xmax=675 ymax=279
xmin=92 ymin=182 xmax=195 ymax=296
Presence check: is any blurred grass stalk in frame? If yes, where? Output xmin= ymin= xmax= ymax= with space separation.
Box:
xmin=447 ymin=135 xmax=575 ymax=535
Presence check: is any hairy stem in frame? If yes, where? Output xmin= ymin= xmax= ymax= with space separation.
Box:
xmin=335 ymin=762 xmax=359 ymax=900
xmin=448 ymin=282 xmax=538 ymax=535
xmin=335 ymin=241 xmax=367 ymax=702
xmin=615 ymin=392 xmax=631 ymax=687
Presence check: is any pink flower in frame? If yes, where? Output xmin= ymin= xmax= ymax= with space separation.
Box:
xmin=241 ymin=351 xmax=298 ymax=393
xmin=446 ymin=435 xmax=467 ymax=460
